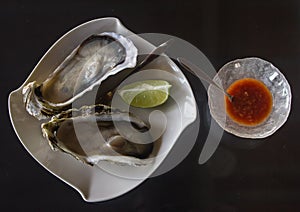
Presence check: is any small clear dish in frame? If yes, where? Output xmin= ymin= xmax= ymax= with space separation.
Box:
xmin=208 ymin=57 xmax=292 ymax=139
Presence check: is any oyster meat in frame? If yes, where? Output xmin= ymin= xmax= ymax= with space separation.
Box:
xmin=41 ymin=104 xmax=154 ymax=166
xmin=23 ymin=32 xmax=138 ymax=120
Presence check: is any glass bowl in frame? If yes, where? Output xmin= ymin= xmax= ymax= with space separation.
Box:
xmin=208 ymin=57 xmax=292 ymax=139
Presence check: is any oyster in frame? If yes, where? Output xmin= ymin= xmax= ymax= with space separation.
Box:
xmin=23 ymin=32 xmax=138 ymax=120
xmin=41 ymin=104 xmax=154 ymax=166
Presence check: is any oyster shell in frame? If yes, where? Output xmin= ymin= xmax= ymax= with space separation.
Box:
xmin=23 ymin=32 xmax=138 ymax=120
xmin=41 ymin=104 xmax=154 ymax=166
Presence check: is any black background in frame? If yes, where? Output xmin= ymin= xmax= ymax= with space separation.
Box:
xmin=2 ymin=0 xmax=300 ymax=211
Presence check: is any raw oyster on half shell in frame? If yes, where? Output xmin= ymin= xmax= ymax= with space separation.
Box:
xmin=23 ymin=32 xmax=138 ymax=120
xmin=41 ymin=104 xmax=154 ymax=166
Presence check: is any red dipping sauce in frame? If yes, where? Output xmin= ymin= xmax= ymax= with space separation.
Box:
xmin=225 ymin=78 xmax=273 ymax=126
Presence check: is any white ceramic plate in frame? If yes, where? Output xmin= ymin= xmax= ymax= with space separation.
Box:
xmin=8 ymin=17 xmax=197 ymax=202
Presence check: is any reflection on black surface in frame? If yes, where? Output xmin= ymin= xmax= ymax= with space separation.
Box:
xmin=3 ymin=0 xmax=300 ymax=210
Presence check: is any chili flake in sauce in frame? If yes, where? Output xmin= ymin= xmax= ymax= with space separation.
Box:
xmin=225 ymin=78 xmax=273 ymax=126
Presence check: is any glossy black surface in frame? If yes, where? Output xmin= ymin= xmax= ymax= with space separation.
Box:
xmin=2 ymin=0 xmax=300 ymax=210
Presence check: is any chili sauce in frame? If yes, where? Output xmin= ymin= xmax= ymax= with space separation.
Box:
xmin=225 ymin=78 xmax=273 ymax=126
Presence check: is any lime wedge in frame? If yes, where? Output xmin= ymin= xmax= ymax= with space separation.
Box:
xmin=118 ymin=80 xmax=172 ymax=108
